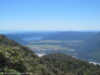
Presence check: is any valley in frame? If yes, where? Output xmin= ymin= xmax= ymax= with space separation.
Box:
xmin=6 ymin=31 xmax=100 ymax=64
xmin=1 ymin=31 xmax=100 ymax=74
xmin=27 ymin=40 xmax=84 ymax=57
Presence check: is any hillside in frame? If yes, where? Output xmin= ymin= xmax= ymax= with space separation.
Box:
xmin=0 ymin=35 xmax=100 ymax=75
xmin=0 ymin=35 xmax=53 ymax=75
xmin=42 ymin=53 xmax=100 ymax=75
xmin=79 ymin=32 xmax=100 ymax=62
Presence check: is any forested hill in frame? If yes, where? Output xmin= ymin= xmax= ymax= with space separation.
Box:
xmin=42 ymin=32 xmax=96 ymax=41
xmin=80 ymin=32 xmax=100 ymax=62
xmin=86 ymin=32 xmax=100 ymax=51
xmin=42 ymin=53 xmax=100 ymax=75
xmin=0 ymin=35 xmax=20 ymax=46
xmin=0 ymin=35 xmax=50 ymax=74
xmin=0 ymin=35 xmax=100 ymax=75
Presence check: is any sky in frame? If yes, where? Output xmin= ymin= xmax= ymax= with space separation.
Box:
xmin=0 ymin=0 xmax=100 ymax=32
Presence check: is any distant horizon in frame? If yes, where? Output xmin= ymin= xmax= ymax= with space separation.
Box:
xmin=0 ymin=30 xmax=99 ymax=34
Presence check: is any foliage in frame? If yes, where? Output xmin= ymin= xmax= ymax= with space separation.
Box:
xmin=0 ymin=35 xmax=100 ymax=75
xmin=0 ymin=35 xmax=51 ymax=75
xmin=42 ymin=53 xmax=100 ymax=75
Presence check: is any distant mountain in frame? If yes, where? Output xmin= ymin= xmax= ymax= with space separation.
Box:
xmin=0 ymin=35 xmax=100 ymax=75
xmin=6 ymin=32 xmax=52 ymax=40
xmin=6 ymin=33 xmax=44 ymax=44
xmin=6 ymin=33 xmax=43 ymax=39
xmin=6 ymin=35 xmax=28 ymax=45
xmin=5 ymin=32 xmax=53 ymax=45
xmin=79 ymin=32 xmax=100 ymax=62
xmin=42 ymin=32 xmax=96 ymax=41
xmin=86 ymin=32 xmax=100 ymax=51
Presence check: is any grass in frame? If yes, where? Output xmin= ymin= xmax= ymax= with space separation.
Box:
xmin=29 ymin=40 xmax=84 ymax=44
xmin=27 ymin=44 xmax=75 ymax=51
xmin=27 ymin=40 xmax=84 ymax=51
xmin=29 ymin=45 xmax=59 ymax=48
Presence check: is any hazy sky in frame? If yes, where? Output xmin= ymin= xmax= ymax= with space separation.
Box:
xmin=0 ymin=0 xmax=100 ymax=31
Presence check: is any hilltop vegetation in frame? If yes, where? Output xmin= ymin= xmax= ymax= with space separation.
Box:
xmin=0 ymin=35 xmax=100 ymax=75
xmin=42 ymin=53 xmax=100 ymax=75
xmin=0 ymin=35 xmax=52 ymax=75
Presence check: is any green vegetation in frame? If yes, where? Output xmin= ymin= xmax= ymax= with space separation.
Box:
xmin=28 ymin=44 xmax=74 ymax=52
xmin=29 ymin=45 xmax=59 ymax=48
xmin=0 ymin=35 xmax=52 ymax=75
xmin=0 ymin=35 xmax=100 ymax=75
xmin=30 ymin=40 xmax=84 ymax=43
xmin=42 ymin=53 xmax=100 ymax=75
